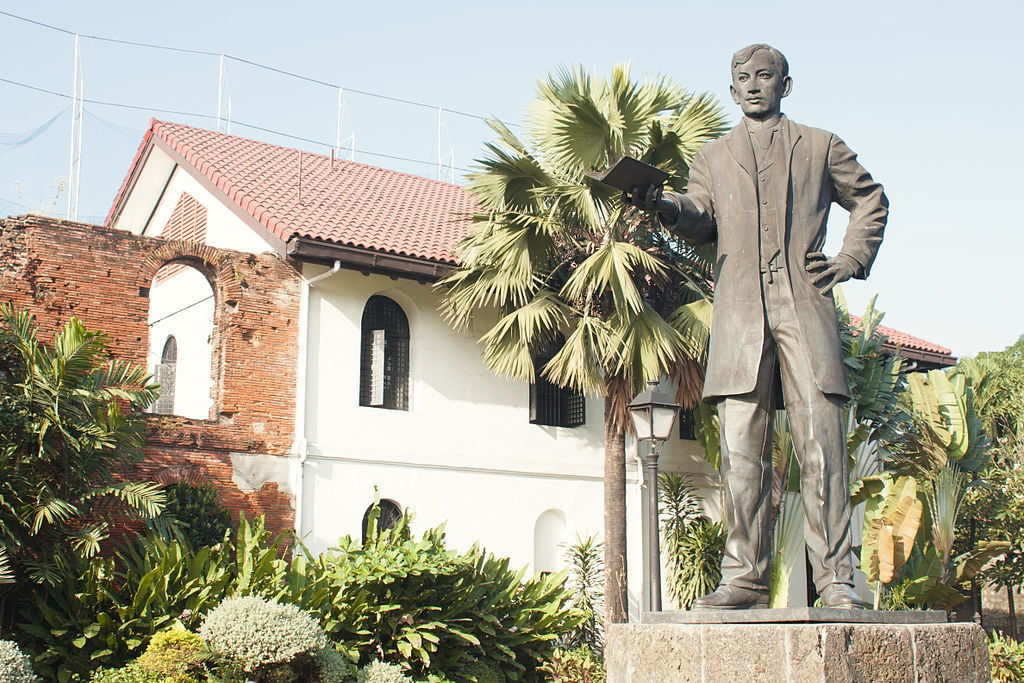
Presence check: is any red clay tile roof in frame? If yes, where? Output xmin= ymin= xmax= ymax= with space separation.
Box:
xmin=110 ymin=120 xmax=475 ymax=264
xmin=849 ymin=314 xmax=953 ymax=360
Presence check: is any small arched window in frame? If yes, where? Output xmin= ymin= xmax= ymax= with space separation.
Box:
xmin=359 ymin=296 xmax=409 ymax=410
xmin=361 ymin=499 xmax=403 ymax=544
xmin=154 ymin=336 xmax=177 ymax=415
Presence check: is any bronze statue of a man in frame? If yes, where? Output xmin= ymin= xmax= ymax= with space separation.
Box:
xmin=631 ymin=44 xmax=888 ymax=609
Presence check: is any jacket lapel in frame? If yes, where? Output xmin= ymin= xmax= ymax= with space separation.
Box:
xmin=781 ymin=115 xmax=802 ymax=199
xmin=725 ymin=124 xmax=756 ymax=180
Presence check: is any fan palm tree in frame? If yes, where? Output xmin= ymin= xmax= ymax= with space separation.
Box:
xmin=439 ymin=65 xmax=728 ymax=621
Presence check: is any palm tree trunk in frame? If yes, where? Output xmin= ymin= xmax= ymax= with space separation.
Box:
xmin=604 ymin=394 xmax=629 ymax=623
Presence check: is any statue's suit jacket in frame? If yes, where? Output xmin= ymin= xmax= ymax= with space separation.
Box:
xmin=666 ymin=115 xmax=888 ymax=403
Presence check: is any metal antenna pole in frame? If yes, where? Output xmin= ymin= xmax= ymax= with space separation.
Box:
xmin=217 ymin=54 xmax=224 ymax=132
xmin=66 ymin=34 xmax=82 ymax=221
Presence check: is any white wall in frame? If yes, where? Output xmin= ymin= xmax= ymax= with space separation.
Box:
xmin=147 ymin=264 xmax=215 ymax=420
xmin=298 ymin=265 xmax=710 ymax=615
xmin=139 ymin=156 xmax=278 ymax=254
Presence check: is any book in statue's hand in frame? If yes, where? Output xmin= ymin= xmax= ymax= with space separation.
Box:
xmin=585 ymin=156 xmax=669 ymax=195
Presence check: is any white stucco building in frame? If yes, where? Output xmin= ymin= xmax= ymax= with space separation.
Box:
xmin=107 ymin=120 xmax=722 ymax=617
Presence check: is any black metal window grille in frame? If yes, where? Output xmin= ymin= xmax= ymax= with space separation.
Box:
xmin=678 ymin=407 xmax=697 ymax=440
xmin=361 ymin=498 xmax=403 ymax=544
xmin=529 ymin=348 xmax=585 ymax=428
xmin=154 ymin=335 xmax=177 ymax=415
xmin=359 ymin=296 xmax=409 ymax=410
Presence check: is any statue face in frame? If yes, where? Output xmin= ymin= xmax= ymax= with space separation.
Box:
xmin=730 ymin=49 xmax=792 ymax=120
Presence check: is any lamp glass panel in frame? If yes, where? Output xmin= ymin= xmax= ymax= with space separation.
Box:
xmin=652 ymin=404 xmax=678 ymax=441
xmin=629 ymin=405 xmax=653 ymax=441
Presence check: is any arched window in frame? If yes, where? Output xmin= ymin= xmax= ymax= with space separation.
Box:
xmin=154 ymin=336 xmax=177 ymax=415
xmin=361 ymin=498 xmax=403 ymax=544
xmin=359 ymin=296 xmax=409 ymax=410
xmin=147 ymin=263 xmax=214 ymax=419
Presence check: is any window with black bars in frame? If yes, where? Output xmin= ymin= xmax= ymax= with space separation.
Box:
xmin=529 ymin=349 xmax=585 ymax=428
xmin=358 ymin=296 xmax=409 ymax=410
xmin=154 ymin=336 xmax=177 ymax=415
xmin=678 ymin=407 xmax=697 ymax=440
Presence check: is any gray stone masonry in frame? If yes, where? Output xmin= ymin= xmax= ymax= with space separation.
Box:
xmin=606 ymin=620 xmax=989 ymax=682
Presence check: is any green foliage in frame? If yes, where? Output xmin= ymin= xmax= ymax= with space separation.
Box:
xmin=159 ymin=482 xmax=233 ymax=549
xmin=658 ymin=474 xmax=722 ymax=609
xmin=135 ymin=627 xmax=206 ymax=678
xmin=200 ymin=595 xmax=328 ymax=671
xmin=284 ymin=510 xmax=583 ymax=681
xmin=18 ymin=515 xmax=290 ymax=680
xmin=956 ymin=336 xmax=1024 ymax=454
xmin=458 ymin=659 xmax=505 ymax=683
xmin=558 ymin=536 xmax=603 ymax=654
xmin=0 ymin=639 xmax=38 ymax=682
xmin=355 ymin=661 xmax=412 ymax=683
xmin=90 ymin=664 xmax=170 ymax=683
xmin=536 ymin=646 xmax=605 ymax=683
xmin=0 ymin=304 xmax=164 ymax=586
xmin=989 ymin=630 xmax=1024 ymax=682
xmin=312 ymin=648 xmax=358 ymax=682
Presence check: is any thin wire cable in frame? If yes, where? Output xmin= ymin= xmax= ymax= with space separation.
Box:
xmin=0 ymin=9 xmax=511 ymax=125
xmin=0 ymin=76 xmax=475 ymax=173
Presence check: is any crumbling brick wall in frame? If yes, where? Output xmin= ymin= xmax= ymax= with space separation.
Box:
xmin=0 ymin=214 xmax=301 ymax=538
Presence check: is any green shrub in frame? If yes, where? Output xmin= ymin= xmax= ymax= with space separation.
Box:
xmin=989 ymin=630 xmax=1024 ymax=682
xmin=200 ymin=595 xmax=327 ymax=670
xmin=19 ymin=515 xmax=290 ymax=680
xmin=135 ymin=627 xmax=206 ymax=678
xmin=536 ymin=646 xmax=605 ymax=683
xmin=0 ymin=639 xmax=38 ymax=682
xmin=356 ymin=661 xmax=412 ymax=683
xmin=459 ymin=660 xmax=505 ymax=682
xmin=312 ymin=648 xmax=358 ymax=682
xmin=283 ymin=510 xmax=583 ymax=681
xmin=90 ymin=664 xmax=167 ymax=683
xmin=160 ymin=482 xmax=233 ymax=549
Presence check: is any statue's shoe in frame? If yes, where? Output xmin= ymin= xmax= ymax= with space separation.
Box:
xmin=819 ymin=584 xmax=864 ymax=609
xmin=692 ymin=585 xmax=769 ymax=610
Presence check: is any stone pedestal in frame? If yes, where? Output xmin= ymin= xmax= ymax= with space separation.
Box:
xmin=606 ymin=610 xmax=989 ymax=682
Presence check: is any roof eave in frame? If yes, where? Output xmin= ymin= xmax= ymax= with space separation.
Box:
xmin=882 ymin=341 xmax=957 ymax=369
xmin=287 ymin=237 xmax=454 ymax=283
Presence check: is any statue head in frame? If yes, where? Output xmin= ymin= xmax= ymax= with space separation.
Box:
xmin=730 ymin=44 xmax=792 ymax=121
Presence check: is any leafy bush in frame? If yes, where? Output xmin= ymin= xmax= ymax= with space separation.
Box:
xmin=356 ymin=661 xmax=412 ymax=683
xmin=284 ymin=509 xmax=583 ymax=681
xmin=19 ymin=515 xmax=290 ymax=680
xmin=0 ymin=306 xmax=164 ymax=586
xmin=135 ymin=627 xmax=206 ymax=678
xmin=536 ymin=646 xmax=605 ymax=682
xmin=90 ymin=664 xmax=166 ymax=683
xmin=159 ymin=482 xmax=233 ymax=549
xmin=0 ymin=639 xmax=38 ymax=682
xmin=312 ymin=648 xmax=358 ymax=682
xmin=989 ymin=630 xmax=1024 ymax=682
xmin=200 ymin=595 xmax=327 ymax=670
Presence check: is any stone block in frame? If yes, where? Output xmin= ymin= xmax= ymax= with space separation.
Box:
xmin=607 ymin=618 xmax=990 ymax=682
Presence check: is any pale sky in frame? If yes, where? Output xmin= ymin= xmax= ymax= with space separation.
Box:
xmin=0 ymin=1 xmax=1020 ymax=358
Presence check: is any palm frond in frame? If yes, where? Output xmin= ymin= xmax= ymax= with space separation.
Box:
xmin=479 ymin=291 xmax=572 ymax=381
xmin=560 ymin=239 xmax=666 ymax=314
xmin=83 ymin=481 xmax=167 ymax=519
xmin=30 ymin=495 xmax=78 ymax=534
xmin=543 ymin=314 xmax=611 ymax=396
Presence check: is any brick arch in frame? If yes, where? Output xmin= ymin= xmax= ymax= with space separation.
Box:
xmin=138 ymin=241 xmax=242 ymax=308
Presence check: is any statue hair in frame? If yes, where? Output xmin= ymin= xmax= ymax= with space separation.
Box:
xmin=731 ymin=44 xmax=789 ymax=79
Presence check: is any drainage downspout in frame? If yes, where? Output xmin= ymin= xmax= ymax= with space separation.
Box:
xmin=292 ymin=260 xmax=342 ymax=543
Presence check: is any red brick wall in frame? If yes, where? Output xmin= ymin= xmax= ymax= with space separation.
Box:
xmin=0 ymin=214 xmax=302 ymax=538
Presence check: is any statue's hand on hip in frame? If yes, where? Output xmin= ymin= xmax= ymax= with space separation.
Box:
xmin=806 ymin=252 xmax=857 ymax=294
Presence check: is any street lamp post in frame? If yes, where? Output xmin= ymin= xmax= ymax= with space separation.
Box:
xmin=628 ymin=379 xmax=680 ymax=613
